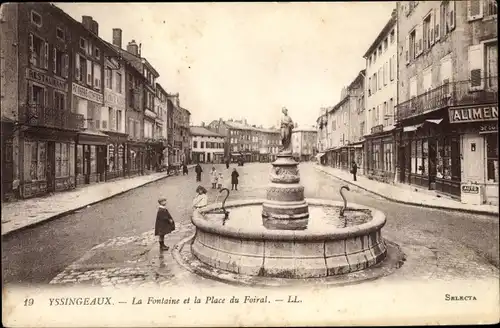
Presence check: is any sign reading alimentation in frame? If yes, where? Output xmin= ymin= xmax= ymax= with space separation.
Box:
xmin=449 ymin=105 xmax=498 ymax=123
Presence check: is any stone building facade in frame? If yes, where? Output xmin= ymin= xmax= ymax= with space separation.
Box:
xmin=396 ymin=0 xmax=497 ymax=204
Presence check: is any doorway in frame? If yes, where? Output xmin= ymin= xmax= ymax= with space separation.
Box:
xmin=428 ymin=138 xmax=437 ymax=189
xmin=46 ymin=142 xmax=55 ymax=192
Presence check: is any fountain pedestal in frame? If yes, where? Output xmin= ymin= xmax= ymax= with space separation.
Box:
xmin=262 ymin=151 xmax=309 ymax=230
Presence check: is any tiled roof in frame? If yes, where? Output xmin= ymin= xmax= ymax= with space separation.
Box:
xmin=190 ymin=126 xmax=225 ymax=137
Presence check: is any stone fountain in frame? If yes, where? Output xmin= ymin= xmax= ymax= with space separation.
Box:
xmin=190 ymin=108 xmax=387 ymax=279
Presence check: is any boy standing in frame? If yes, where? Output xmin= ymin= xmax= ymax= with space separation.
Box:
xmin=155 ymin=198 xmax=176 ymax=251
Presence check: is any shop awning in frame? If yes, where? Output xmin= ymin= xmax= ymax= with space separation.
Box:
xmin=403 ymin=123 xmax=424 ymax=132
xmin=315 ymin=152 xmax=326 ymax=158
xmin=426 ymin=119 xmax=443 ymax=124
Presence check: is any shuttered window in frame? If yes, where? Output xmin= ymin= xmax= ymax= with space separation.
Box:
xmin=468 ymin=44 xmax=484 ymax=90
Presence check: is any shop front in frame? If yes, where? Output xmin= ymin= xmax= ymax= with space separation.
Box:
xmin=105 ymin=131 xmax=127 ymax=180
xmin=76 ymin=132 xmax=108 ymax=186
xmin=21 ymin=128 xmax=77 ymax=198
xmin=448 ymin=104 xmax=498 ymax=205
xmin=398 ymin=114 xmax=462 ymax=198
xmin=127 ymin=140 xmax=145 ymax=176
xmin=364 ymin=125 xmax=395 ymax=183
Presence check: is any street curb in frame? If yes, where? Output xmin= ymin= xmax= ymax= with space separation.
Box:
xmin=315 ymin=166 xmax=499 ymax=217
xmin=2 ymin=171 xmax=183 ymax=239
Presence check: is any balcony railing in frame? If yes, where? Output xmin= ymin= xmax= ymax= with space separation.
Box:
xmin=25 ymin=104 xmax=84 ymax=130
xmin=396 ymin=77 xmax=498 ymax=121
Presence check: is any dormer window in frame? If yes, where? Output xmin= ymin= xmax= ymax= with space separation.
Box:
xmin=56 ymin=27 xmax=65 ymax=41
xmin=31 ymin=11 xmax=42 ymax=27
xmin=80 ymin=37 xmax=87 ymax=51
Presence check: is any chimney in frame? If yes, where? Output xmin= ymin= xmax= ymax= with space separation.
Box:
xmin=82 ymin=16 xmax=92 ymax=30
xmin=90 ymin=19 xmax=99 ymax=35
xmin=112 ymin=28 xmax=122 ymax=48
xmin=127 ymin=40 xmax=139 ymax=56
xmin=201 ymin=122 xmax=205 ymax=127
xmin=244 ymin=119 xmax=248 ymax=125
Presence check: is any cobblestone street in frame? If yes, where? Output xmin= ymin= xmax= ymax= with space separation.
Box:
xmin=2 ymin=163 xmax=499 ymax=288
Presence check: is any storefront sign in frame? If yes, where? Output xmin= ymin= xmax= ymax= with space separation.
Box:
xmin=26 ymin=68 xmax=67 ymax=92
xmin=462 ymin=184 xmax=479 ymax=194
xmin=72 ymin=83 xmax=103 ymax=104
xmin=449 ymin=105 xmax=498 ymax=123
xmin=371 ymin=124 xmax=384 ymax=134
xmin=479 ymin=122 xmax=498 ymax=133
xmin=104 ymin=90 xmax=125 ymax=108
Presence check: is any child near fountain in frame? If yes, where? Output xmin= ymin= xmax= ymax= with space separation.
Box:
xmin=155 ymin=197 xmax=176 ymax=251
xmin=217 ymin=172 xmax=224 ymax=189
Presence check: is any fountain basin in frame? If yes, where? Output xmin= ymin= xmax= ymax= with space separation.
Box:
xmin=191 ymin=199 xmax=387 ymax=279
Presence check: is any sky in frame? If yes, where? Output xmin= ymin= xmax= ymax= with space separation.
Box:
xmin=56 ymin=2 xmax=395 ymax=128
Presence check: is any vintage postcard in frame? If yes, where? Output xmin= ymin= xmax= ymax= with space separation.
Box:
xmin=1 ymin=1 xmax=499 ymax=327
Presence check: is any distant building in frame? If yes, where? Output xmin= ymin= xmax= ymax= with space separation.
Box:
xmin=190 ymin=125 xmax=225 ymax=164
xmin=292 ymin=126 xmax=318 ymax=162
xmin=207 ymin=118 xmax=280 ymax=163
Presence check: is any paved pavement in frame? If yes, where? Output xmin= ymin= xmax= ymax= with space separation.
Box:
xmin=1 ymin=165 xmax=195 ymax=236
xmin=315 ymin=164 xmax=499 ymax=216
xmin=2 ymin=162 xmax=498 ymax=287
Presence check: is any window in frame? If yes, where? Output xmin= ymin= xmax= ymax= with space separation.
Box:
xmin=56 ymin=27 xmax=65 ymax=40
xmin=94 ymin=47 xmax=100 ymax=59
xmin=383 ymin=101 xmax=388 ymax=126
xmin=378 ymin=67 xmax=382 ymax=90
xmin=194 ymin=141 xmax=198 ymax=148
xmin=134 ymin=120 xmax=140 ymax=138
xmin=86 ymin=59 xmax=92 ymax=85
xmin=29 ymin=34 xmax=48 ymax=69
xmin=80 ymin=38 xmax=87 ymax=51
xmin=24 ymin=141 xmax=47 ymax=181
xmin=116 ymin=110 xmax=122 ymax=131
xmin=389 ymin=98 xmax=394 ymax=125
xmin=373 ymin=73 xmax=377 ymax=93
xmin=74 ymin=54 xmax=86 ymax=82
xmin=54 ymin=91 xmax=65 ymax=111
xmin=105 ymin=67 xmax=112 ymax=89
xmin=409 ymin=29 xmax=416 ymax=61
xmin=201 ymin=142 xmax=204 ymax=149
xmin=55 ymin=143 xmax=70 ymax=177
xmin=116 ymin=72 xmax=122 ymax=93
xmin=29 ymin=84 xmax=47 ymax=106
xmin=52 ymin=47 xmax=68 ymax=78
xmin=31 ymin=11 xmax=42 ymax=26
xmin=391 ymin=55 xmax=396 ymax=81
xmin=486 ymin=133 xmax=498 ymax=182
xmin=423 ymin=13 xmax=433 ymax=51
xmin=93 ymin=63 xmax=101 ymax=90
xmin=108 ymin=107 xmax=114 ymax=131
xmin=485 ymin=0 xmax=498 ymax=16
xmin=384 ymin=143 xmax=393 ymax=172
xmin=441 ymin=1 xmax=456 ymax=35
xmin=485 ymin=42 xmax=498 ymax=89
xmin=390 ymin=29 xmax=395 ymax=43
xmin=384 ymin=61 xmax=388 ymax=85
xmin=383 ymin=38 xmax=388 ymax=51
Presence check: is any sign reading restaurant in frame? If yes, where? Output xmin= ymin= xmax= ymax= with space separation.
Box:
xmin=26 ymin=68 xmax=67 ymax=92
xmin=449 ymin=104 xmax=498 ymax=123
xmin=72 ymin=83 xmax=103 ymax=104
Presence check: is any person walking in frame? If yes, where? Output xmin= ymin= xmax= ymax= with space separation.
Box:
xmin=231 ymin=168 xmax=239 ymax=191
xmin=225 ymin=159 xmax=230 ymax=169
xmin=154 ymin=197 xmax=176 ymax=251
xmin=351 ymin=161 xmax=358 ymax=181
xmin=195 ymin=163 xmax=203 ymax=182
xmin=193 ymin=186 xmax=208 ymax=210
xmin=182 ymin=163 xmax=188 ymax=175
xmin=210 ymin=166 xmax=218 ymax=189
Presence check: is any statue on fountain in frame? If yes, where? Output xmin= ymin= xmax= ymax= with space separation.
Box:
xmin=280 ymin=107 xmax=294 ymax=154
